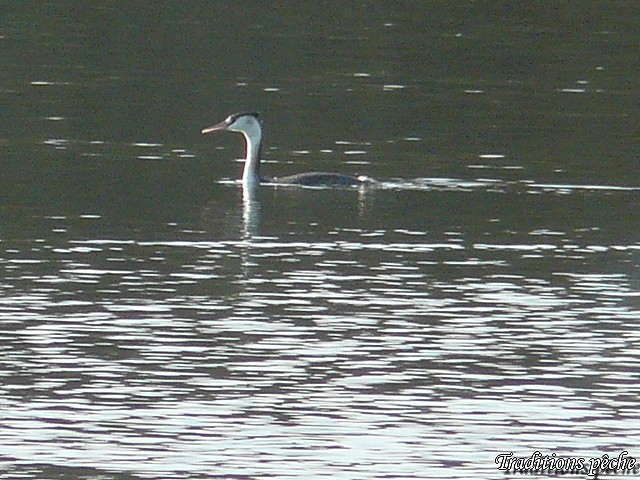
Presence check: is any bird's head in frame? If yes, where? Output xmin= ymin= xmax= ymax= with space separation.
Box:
xmin=202 ymin=112 xmax=261 ymax=137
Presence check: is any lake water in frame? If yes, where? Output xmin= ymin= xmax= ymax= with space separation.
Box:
xmin=1 ymin=2 xmax=639 ymax=479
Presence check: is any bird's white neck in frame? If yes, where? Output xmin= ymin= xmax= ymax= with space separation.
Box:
xmin=241 ymin=128 xmax=262 ymax=186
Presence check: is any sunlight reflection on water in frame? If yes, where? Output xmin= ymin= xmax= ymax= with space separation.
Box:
xmin=2 ymin=193 xmax=638 ymax=476
xmin=3 ymin=2 xmax=640 ymax=477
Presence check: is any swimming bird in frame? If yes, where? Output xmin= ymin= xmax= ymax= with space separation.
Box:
xmin=201 ymin=112 xmax=371 ymax=187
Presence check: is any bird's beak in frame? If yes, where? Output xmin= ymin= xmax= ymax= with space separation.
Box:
xmin=201 ymin=120 xmax=228 ymax=135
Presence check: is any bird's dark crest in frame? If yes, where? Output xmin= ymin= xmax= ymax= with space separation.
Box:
xmin=227 ymin=111 xmax=260 ymax=124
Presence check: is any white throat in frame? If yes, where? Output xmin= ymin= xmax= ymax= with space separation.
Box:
xmin=241 ymin=129 xmax=261 ymax=185
xmin=236 ymin=123 xmax=262 ymax=186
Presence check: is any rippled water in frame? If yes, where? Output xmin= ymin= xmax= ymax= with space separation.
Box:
xmin=2 ymin=173 xmax=639 ymax=479
xmin=3 ymin=2 xmax=640 ymax=479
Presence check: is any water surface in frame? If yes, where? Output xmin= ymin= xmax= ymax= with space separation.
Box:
xmin=1 ymin=2 xmax=639 ymax=479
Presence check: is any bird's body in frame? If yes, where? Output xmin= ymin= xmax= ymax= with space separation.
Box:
xmin=201 ymin=112 xmax=371 ymax=187
xmin=274 ymin=172 xmax=366 ymax=186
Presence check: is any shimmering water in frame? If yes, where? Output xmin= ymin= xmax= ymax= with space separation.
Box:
xmin=2 ymin=2 xmax=640 ymax=479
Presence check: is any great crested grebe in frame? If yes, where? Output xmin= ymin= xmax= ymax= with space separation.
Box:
xmin=201 ymin=112 xmax=371 ymax=187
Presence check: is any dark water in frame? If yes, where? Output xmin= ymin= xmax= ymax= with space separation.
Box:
xmin=1 ymin=2 xmax=639 ymax=479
